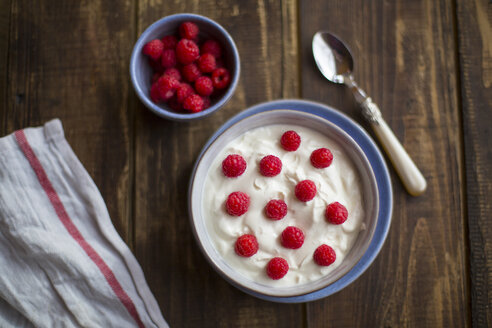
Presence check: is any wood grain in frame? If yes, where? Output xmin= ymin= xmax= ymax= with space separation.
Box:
xmin=300 ymin=0 xmax=469 ymax=326
xmin=133 ymin=1 xmax=301 ymax=327
xmin=0 ymin=0 xmax=9 ymax=133
xmin=456 ymin=0 xmax=492 ymax=326
xmin=0 ymin=0 xmax=135 ymax=243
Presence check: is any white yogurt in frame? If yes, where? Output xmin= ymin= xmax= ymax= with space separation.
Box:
xmin=202 ymin=124 xmax=365 ymax=287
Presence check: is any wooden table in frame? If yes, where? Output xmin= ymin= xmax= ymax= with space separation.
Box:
xmin=1 ymin=0 xmax=490 ymax=327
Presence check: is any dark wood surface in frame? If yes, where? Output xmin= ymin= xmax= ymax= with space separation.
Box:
xmin=0 ymin=0 xmax=490 ymax=327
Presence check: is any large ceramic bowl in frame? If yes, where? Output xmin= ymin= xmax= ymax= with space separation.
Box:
xmin=189 ymin=100 xmax=393 ymax=302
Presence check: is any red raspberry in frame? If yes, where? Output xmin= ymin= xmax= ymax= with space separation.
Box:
xmin=176 ymin=83 xmax=194 ymax=104
xmin=201 ymin=39 xmax=222 ymax=58
xmin=295 ymin=180 xmax=317 ymax=202
xmin=151 ymin=72 xmax=161 ymax=84
xmin=202 ymin=96 xmax=211 ymax=109
xmin=281 ymin=226 xmax=305 ymax=249
xmin=310 ymin=148 xmax=333 ymax=168
xmin=235 ymin=234 xmax=259 ymax=257
xmin=182 ymin=94 xmax=204 ymax=113
xmin=211 ymin=68 xmax=231 ymax=89
xmin=280 ymin=131 xmax=301 ymax=151
xmin=161 ymin=35 xmax=178 ymax=50
xmin=222 ymin=154 xmax=247 ymax=177
xmin=264 ymin=199 xmax=287 ymax=220
xmin=197 ymin=53 xmax=216 ymax=73
xmin=167 ymin=96 xmax=182 ymax=112
xmin=215 ymin=57 xmax=225 ymax=68
xmin=225 ymin=191 xmax=250 ymax=216
xmin=156 ymin=75 xmax=180 ymax=101
xmin=161 ymin=49 xmax=177 ymax=68
xmin=266 ymin=257 xmax=289 ymax=280
xmin=313 ymin=244 xmax=336 ymax=266
xmin=150 ymin=83 xmax=161 ymax=103
xmin=179 ymin=21 xmax=199 ymax=40
xmin=142 ymin=39 xmax=164 ymax=61
xmin=163 ymin=67 xmax=181 ymax=81
xmin=259 ymin=155 xmax=282 ymax=177
xmin=325 ymin=202 xmax=348 ymax=225
xmin=181 ymin=63 xmax=202 ymax=82
xmin=176 ymin=39 xmax=200 ymax=65
xmin=194 ymin=76 xmax=214 ymax=96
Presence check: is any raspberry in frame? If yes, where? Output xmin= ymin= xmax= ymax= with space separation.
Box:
xmin=201 ymin=39 xmax=222 ymax=58
xmin=176 ymin=39 xmax=200 ymax=65
xmin=176 ymin=83 xmax=194 ymax=104
xmin=264 ymin=199 xmax=287 ymax=220
xmin=161 ymin=35 xmax=178 ymax=50
xmin=142 ymin=39 xmax=164 ymax=61
xmin=150 ymin=83 xmax=161 ymax=103
xmin=197 ymin=53 xmax=216 ymax=73
xmin=222 ymin=154 xmax=247 ymax=177
xmin=281 ymin=226 xmax=305 ymax=249
xmin=163 ymin=67 xmax=181 ymax=81
xmin=225 ymin=191 xmax=250 ymax=216
xmin=259 ymin=155 xmax=282 ymax=177
xmin=202 ymin=96 xmax=211 ymax=109
xmin=235 ymin=234 xmax=259 ymax=257
xmin=194 ymin=76 xmax=214 ymax=96
xmin=266 ymin=257 xmax=289 ymax=280
xmin=156 ymin=75 xmax=180 ymax=101
xmin=151 ymin=72 xmax=161 ymax=84
xmin=295 ymin=180 xmax=317 ymax=202
xmin=325 ymin=202 xmax=348 ymax=225
xmin=310 ymin=148 xmax=333 ymax=168
xmin=211 ymin=68 xmax=231 ymax=89
xmin=280 ymin=131 xmax=301 ymax=151
xmin=181 ymin=63 xmax=202 ymax=82
xmin=161 ymin=49 xmax=177 ymax=68
xmin=167 ymin=96 xmax=182 ymax=112
xmin=179 ymin=21 xmax=199 ymax=40
xmin=182 ymin=94 xmax=204 ymax=113
xmin=313 ymin=244 xmax=336 ymax=266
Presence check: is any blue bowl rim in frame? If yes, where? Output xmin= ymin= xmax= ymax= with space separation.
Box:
xmin=130 ymin=13 xmax=240 ymax=121
xmin=188 ymin=99 xmax=393 ymax=303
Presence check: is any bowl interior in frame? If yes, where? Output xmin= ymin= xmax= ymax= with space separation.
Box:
xmin=131 ymin=14 xmax=239 ymax=120
xmin=190 ymin=109 xmax=379 ymax=297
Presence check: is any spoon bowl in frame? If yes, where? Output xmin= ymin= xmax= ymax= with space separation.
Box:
xmin=313 ymin=32 xmax=354 ymax=84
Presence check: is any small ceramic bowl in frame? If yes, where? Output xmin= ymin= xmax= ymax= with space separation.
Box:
xmin=189 ymin=101 xmax=391 ymax=301
xmin=130 ymin=13 xmax=240 ymax=121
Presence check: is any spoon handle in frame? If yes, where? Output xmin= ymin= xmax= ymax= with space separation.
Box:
xmin=361 ymin=98 xmax=427 ymax=196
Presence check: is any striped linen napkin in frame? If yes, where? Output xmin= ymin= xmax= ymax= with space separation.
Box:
xmin=0 ymin=119 xmax=168 ymax=328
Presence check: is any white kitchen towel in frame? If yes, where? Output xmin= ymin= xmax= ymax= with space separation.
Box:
xmin=0 ymin=119 xmax=168 ymax=328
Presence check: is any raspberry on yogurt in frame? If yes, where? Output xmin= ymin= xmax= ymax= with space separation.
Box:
xmin=325 ymin=202 xmax=348 ymax=225
xmin=310 ymin=148 xmax=333 ymax=168
xmin=313 ymin=244 xmax=336 ymax=266
xmin=222 ymin=154 xmax=247 ymax=178
xmin=280 ymin=226 xmax=304 ymax=249
xmin=295 ymin=180 xmax=317 ymax=202
xmin=264 ymin=199 xmax=287 ymax=220
xmin=259 ymin=155 xmax=282 ymax=177
xmin=235 ymin=234 xmax=259 ymax=257
xmin=280 ymin=130 xmax=301 ymax=151
xmin=225 ymin=191 xmax=250 ymax=216
xmin=266 ymin=257 xmax=289 ymax=280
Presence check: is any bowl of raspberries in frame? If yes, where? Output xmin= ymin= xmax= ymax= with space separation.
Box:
xmin=130 ymin=14 xmax=240 ymax=121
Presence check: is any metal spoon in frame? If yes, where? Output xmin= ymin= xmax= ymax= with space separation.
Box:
xmin=312 ymin=31 xmax=427 ymax=196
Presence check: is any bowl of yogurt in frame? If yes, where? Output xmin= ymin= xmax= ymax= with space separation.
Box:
xmin=189 ymin=100 xmax=392 ymax=302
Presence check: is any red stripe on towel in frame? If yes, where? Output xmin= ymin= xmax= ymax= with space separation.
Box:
xmin=14 ymin=130 xmax=144 ymax=328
